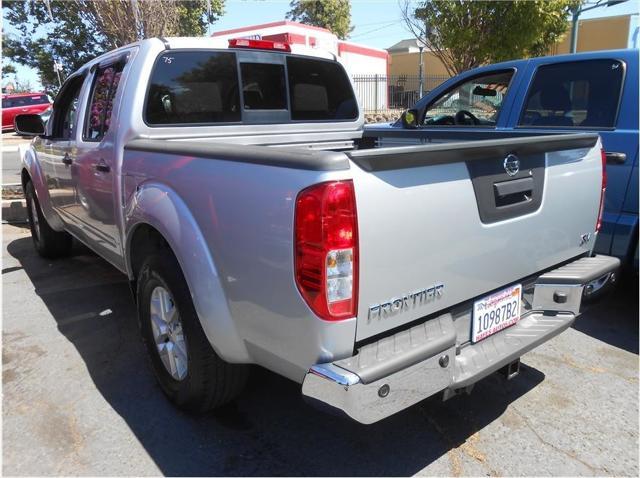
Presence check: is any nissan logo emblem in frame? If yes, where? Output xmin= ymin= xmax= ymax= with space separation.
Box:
xmin=503 ymin=154 xmax=520 ymax=177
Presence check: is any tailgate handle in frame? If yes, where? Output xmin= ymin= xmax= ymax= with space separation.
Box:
xmin=605 ymin=152 xmax=626 ymax=165
xmin=494 ymin=177 xmax=533 ymax=198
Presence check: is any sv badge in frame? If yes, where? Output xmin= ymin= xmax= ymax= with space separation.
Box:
xmin=579 ymin=233 xmax=592 ymax=246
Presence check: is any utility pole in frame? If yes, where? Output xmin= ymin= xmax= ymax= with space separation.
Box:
xmin=570 ymin=0 xmax=628 ymax=53
xmin=53 ymin=61 xmax=63 ymax=88
xmin=418 ymin=45 xmax=424 ymax=98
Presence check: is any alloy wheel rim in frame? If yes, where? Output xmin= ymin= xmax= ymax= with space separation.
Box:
xmin=150 ymin=285 xmax=188 ymax=380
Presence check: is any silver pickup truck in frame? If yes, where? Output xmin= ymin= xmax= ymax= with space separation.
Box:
xmin=17 ymin=37 xmax=619 ymax=424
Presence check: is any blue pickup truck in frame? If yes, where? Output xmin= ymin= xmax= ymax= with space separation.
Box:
xmin=365 ymin=49 xmax=638 ymax=277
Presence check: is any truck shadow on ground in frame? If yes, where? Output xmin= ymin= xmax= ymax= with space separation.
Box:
xmin=571 ymin=276 xmax=639 ymax=355
xmin=8 ymin=235 xmax=551 ymax=476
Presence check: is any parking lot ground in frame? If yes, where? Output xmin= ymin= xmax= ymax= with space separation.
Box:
xmin=2 ymin=132 xmax=30 ymax=184
xmin=2 ymin=133 xmax=28 ymax=222
xmin=2 ymin=222 xmax=639 ymax=476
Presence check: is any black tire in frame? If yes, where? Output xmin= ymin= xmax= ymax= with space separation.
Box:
xmin=137 ymin=252 xmax=248 ymax=412
xmin=24 ymin=180 xmax=73 ymax=258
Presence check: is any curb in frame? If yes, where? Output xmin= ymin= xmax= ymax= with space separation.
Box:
xmin=2 ymin=183 xmax=27 ymax=223
xmin=3 ymin=183 xmax=23 ymax=196
xmin=2 ymin=199 xmax=27 ymax=223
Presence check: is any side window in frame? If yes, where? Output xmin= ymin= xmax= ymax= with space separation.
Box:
xmin=423 ymin=70 xmax=514 ymax=127
xmin=518 ymin=60 xmax=624 ymax=129
xmin=84 ymin=63 xmax=124 ymax=141
xmin=240 ymin=63 xmax=287 ymax=110
xmin=145 ymin=51 xmax=240 ymax=125
xmin=50 ymin=76 xmax=85 ymax=139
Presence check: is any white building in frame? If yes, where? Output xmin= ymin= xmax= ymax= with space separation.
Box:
xmin=211 ymin=21 xmax=389 ymax=111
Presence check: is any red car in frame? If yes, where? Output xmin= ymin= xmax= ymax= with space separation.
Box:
xmin=2 ymin=92 xmax=52 ymax=131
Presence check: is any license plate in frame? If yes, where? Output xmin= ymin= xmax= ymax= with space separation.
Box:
xmin=471 ymin=284 xmax=522 ymax=343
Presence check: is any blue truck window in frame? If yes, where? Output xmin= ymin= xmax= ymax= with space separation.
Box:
xmin=422 ymin=70 xmax=514 ymax=127
xmin=145 ymin=51 xmax=241 ymax=125
xmin=519 ymin=59 xmax=624 ymax=129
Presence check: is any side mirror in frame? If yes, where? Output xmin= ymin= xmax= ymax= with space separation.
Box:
xmin=401 ymin=108 xmax=419 ymax=129
xmin=14 ymin=114 xmax=46 ymax=137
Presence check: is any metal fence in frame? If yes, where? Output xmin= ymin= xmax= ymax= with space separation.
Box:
xmin=351 ymin=74 xmax=449 ymax=114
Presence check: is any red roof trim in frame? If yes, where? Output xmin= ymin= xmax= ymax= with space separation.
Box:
xmin=338 ymin=42 xmax=388 ymax=60
xmin=212 ymin=20 xmax=331 ymax=37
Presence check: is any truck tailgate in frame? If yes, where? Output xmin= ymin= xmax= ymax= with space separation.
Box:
xmin=348 ymin=134 xmax=602 ymax=341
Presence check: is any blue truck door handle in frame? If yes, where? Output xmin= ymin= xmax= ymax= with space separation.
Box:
xmin=605 ymin=152 xmax=626 ymax=165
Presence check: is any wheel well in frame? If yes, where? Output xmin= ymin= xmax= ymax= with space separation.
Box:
xmin=128 ymin=224 xmax=171 ymax=290
xmin=21 ymin=168 xmax=31 ymax=189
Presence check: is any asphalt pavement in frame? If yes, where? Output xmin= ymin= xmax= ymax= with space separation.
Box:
xmin=2 ymin=132 xmax=29 ymax=184
xmin=2 ymin=222 xmax=639 ymax=476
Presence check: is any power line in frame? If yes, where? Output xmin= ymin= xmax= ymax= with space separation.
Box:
xmin=351 ymin=21 xmax=399 ymax=39
xmin=354 ymin=18 xmax=404 ymax=28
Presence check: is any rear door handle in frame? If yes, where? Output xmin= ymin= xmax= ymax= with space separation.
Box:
xmin=95 ymin=159 xmax=110 ymax=173
xmin=61 ymin=153 xmax=72 ymax=165
xmin=605 ymin=152 xmax=626 ymax=165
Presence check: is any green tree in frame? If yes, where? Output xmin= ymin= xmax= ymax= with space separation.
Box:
xmin=2 ymin=0 xmax=224 ymax=92
xmin=286 ymin=0 xmax=353 ymax=39
xmin=401 ymin=0 xmax=581 ymax=76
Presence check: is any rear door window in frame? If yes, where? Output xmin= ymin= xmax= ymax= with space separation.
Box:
xmin=286 ymin=56 xmax=358 ymax=121
xmin=84 ymin=62 xmax=125 ymax=141
xmin=518 ymin=59 xmax=624 ymax=129
xmin=145 ymin=51 xmax=241 ymax=125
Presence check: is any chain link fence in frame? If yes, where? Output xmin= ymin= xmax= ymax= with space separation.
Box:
xmin=351 ymin=74 xmax=449 ymax=116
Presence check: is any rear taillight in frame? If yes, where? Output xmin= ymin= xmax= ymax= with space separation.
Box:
xmin=596 ymin=148 xmax=607 ymax=232
xmin=294 ymin=180 xmax=358 ymax=321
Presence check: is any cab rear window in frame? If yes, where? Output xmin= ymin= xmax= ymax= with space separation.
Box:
xmin=144 ymin=50 xmax=358 ymax=126
xmin=286 ymin=56 xmax=358 ymax=121
xmin=145 ymin=51 xmax=241 ymax=125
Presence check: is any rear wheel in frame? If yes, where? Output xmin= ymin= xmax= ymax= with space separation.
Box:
xmin=137 ymin=252 xmax=248 ymax=412
xmin=24 ymin=180 xmax=73 ymax=258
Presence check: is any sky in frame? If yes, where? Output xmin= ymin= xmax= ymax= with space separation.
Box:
xmin=3 ymin=0 xmax=639 ymax=90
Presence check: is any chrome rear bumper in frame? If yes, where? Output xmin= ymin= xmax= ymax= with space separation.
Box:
xmin=302 ymin=255 xmax=620 ymax=424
